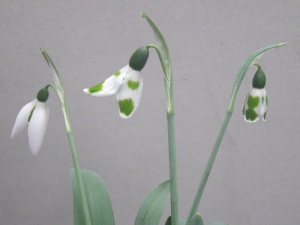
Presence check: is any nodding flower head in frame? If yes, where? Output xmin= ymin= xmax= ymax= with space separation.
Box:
xmin=243 ymin=64 xmax=268 ymax=122
xmin=11 ymin=87 xmax=50 ymax=156
xmin=83 ymin=47 xmax=149 ymax=119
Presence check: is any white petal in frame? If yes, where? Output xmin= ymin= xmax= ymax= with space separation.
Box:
xmin=11 ymin=100 xmax=36 ymax=138
xmin=249 ymin=88 xmax=262 ymax=97
xmin=116 ymin=68 xmax=143 ymax=119
xmin=28 ymin=102 xmax=49 ymax=156
xmin=258 ymin=89 xmax=267 ymax=119
xmin=243 ymin=88 xmax=267 ymax=122
xmin=83 ymin=65 xmax=128 ymax=97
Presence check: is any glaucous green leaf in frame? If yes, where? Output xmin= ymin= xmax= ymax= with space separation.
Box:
xmin=165 ymin=216 xmax=186 ymax=225
xmin=135 ymin=180 xmax=170 ymax=225
xmin=188 ymin=214 xmax=204 ymax=225
xmin=71 ymin=169 xmax=115 ymax=225
xmin=165 ymin=216 xmax=171 ymax=225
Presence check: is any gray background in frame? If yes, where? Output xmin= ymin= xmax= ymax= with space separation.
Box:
xmin=1 ymin=1 xmax=300 ymax=225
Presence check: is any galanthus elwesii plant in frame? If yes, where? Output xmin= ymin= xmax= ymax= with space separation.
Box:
xmin=11 ymin=12 xmax=286 ymax=225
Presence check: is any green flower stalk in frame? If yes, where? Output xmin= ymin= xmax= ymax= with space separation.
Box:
xmin=41 ymin=49 xmax=92 ymax=225
xmin=185 ymin=43 xmax=287 ymax=225
xmin=84 ymin=12 xmax=180 ymax=225
xmin=142 ymin=12 xmax=179 ymax=225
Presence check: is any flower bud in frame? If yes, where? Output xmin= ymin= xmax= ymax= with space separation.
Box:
xmin=129 ymin=47 xmax=149 ymax=71
xmin=252 ymin=64 xmax=266 ymax=89
xmin=37 ymin=87 xmax=49 ymax=102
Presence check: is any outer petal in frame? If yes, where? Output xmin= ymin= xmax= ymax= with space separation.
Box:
xmin=28 ymin=102 xmax=49 ymax=156
xmin=258 ymin=89 xmax=267 ymax=121
xmin=11 ymin=100 xmax=36 ymax=138
xmin=83 ymin=65 xmax=128 ymax=97
xmin=116 ymin=68 xmax=143 ymax=119
xmin=243 ymin=88 xmax=267 ymax=123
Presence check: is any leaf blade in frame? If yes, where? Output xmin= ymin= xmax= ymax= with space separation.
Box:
xmin=71 ymin=169 xmax=115 ymax=225
xmin=188 ymin=214 xmax=204 ymax=225
xmin=135 ymin=180 xmax=170 ymax=225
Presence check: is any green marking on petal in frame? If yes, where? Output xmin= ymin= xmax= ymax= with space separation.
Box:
xmin=264 ymin=112 xmax=267 ymax=120
xmin=114 ymin=70 xmax=121 ymax=76
xmin=127 ymin=80 xmax=139 ymax=90
xmin=266 ymin=95 xmax=268 ymax=105
xmin=246 ymin=108 xmax=258 ymax=121
xmin=247 ymin=95 xmax=260 ymax=108
xmin=88 ymin=81 xmax=104 ymax=93
xmin=118 ymin=98 xmax=134 ymax=116
xmin=28 ymin=106 xmax=36 ymax=122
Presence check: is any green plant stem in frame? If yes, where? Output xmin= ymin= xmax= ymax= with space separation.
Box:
xmin=62 ymin=106 xmax=91 ymax=225
xmin=165 ymin=52 xmax=178 ymax=225
xmin=42 ymin=50 xmax=92 ymax=225
xmin=185 ymin=111 xmax=232 ymax=224
xmin=48 ymin=85 xmax=91 ymax=225
xmin=185 ymin=43 xmax=287 ymax=225
xmin=147 ymin=43 xmax=179 ymax=225
xmin=167 ymin=111 xmax=179 ymax=225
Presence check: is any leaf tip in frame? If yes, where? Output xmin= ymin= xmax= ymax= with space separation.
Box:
xmin=140 ymin=12 xmax=147 ymax=18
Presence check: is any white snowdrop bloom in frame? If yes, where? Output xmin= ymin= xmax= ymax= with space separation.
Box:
xmin=11 ymin=87 xmax=49 ymax=156
xmin=84 ymin=47 xmax=149 ymax=119
xmin=243 ymin=64 xmax=268 ymax=123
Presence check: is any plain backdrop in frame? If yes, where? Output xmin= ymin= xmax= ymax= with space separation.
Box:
xmin=1 ymin=1 xmax=300 ymax=225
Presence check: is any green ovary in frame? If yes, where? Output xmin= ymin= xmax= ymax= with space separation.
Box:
xmin=247 ymin=95 xmax=260 ymax=108
xmin=88 ymin=81 xmax=104 ymax=93
xmin=127 ymin=80 xmax=139 ymax=90
xmin=245 ymin=108 xmax=258 ymax=121
xmin=118 ymin=98 xmax=134 ymax=116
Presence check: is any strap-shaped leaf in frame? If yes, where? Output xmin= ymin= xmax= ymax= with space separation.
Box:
xmin=71 ymin=169 xmax=115 ymax=225
xmin=188 ymin=214 xmax=204 ymax=225
xmin=135 ymin=180 xmax=170 ymax=225
xmin=165 ymin=216 xmax=186 ymax=225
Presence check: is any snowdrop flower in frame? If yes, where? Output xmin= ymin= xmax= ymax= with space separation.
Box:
xmin=83 ymin=47 xmax=149 ymax=119
xmin=11 ymin=87 xmax=49 ymax=156
xmin=243 ymin=64 xmax=268 ymax=122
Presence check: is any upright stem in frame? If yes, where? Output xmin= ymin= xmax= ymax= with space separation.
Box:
xmin=165 ymin=55 xmax=179 ymax=225
xmin=185 ymin=43 xmax=286 ymax=225
xmin=167 ymin=111 xmax=179 ymax=225
xmin=185 ymin=111 xmax=232 ymax=224
xmin=147 ymin=43 xmax=179 ymax=225
xmin=62 ymin=106 xmax=91 ymax=225
xmin=42 ymin=50 xmax=91 ymax=225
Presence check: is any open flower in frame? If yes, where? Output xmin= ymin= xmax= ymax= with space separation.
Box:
xmin=243 ymin=64 xmax=268 ymax=122
xmin=11 ymin=87 xmax=49 ymax=156
xmin=83 ymin=47 xmax=149 ymax=119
